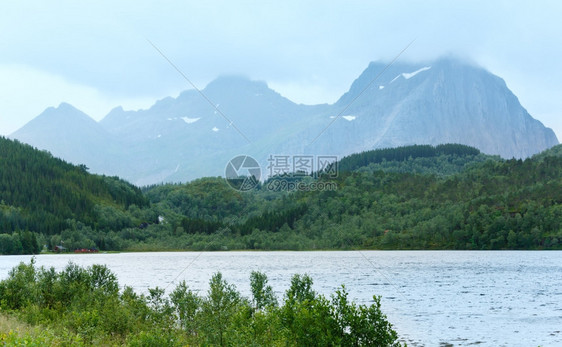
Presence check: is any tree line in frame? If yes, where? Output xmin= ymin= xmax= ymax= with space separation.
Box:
xmin=1 ymin=135 xmax=561 ymax=254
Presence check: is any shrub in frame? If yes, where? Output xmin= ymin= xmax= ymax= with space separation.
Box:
xmin=0 ymin=261 xmax=402 ymax=346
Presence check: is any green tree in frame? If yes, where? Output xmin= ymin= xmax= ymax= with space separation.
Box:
xmin=200 ymin=272 xmax=243 ymax=346
xmin=250 ymin=271 xmax=277 ymax=310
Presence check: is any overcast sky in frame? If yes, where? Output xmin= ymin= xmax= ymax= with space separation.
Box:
xmin=1 ymin=0 xmax=561 ymax=140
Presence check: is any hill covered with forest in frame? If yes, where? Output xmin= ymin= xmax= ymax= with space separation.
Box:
xmin=1 ymin=138 xmax=561 ymax=254
xmin=0 ymin=137 xmax=155 ymax=254
xmin=141 ymin=144 xmax=561 ymax=251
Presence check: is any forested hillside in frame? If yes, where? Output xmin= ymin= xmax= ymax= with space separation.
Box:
xmin=1 ymin=138 xmax=561 ymax=254
xmin=0 ymin=137 xmax=155 ymax=254
xmin=141 ymin=144 xmax=561 ymax=251
xmin=337 ymin=143 xmax=497 ymax=176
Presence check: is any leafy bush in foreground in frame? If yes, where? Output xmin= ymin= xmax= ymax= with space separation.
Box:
xmin=0 ymin=260 xmax=402 ymax=346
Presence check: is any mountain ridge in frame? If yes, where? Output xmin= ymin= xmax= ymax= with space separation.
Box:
xmin=10 ymin=103 xmax=125 ymax=176
xmin=11 ymin=57 xmax=559 ymax=185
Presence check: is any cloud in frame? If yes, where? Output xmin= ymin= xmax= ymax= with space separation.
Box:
xmin=0 ymin=1 xmax=561 ymax=140
xmin=268 ymin=79 xmax=345 ymax=105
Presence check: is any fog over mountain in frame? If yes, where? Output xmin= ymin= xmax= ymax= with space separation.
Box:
xmin=11 ymin=58 xmax=558 ymax=185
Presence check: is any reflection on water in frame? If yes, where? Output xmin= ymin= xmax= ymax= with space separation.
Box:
xmin=1 ymin=251 xmax=561 ymax=346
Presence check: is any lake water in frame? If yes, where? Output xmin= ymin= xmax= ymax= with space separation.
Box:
xmin=1 ymin=251 xmax=560 ymax=346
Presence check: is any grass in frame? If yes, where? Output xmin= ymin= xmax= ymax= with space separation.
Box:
xmin=0 ymin=312 xmax=86 ymax=346
xmin=0 ymin=313 xmax=32 ymax=334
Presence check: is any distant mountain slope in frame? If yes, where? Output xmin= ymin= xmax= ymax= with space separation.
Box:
xmin=0 ymin=136 xmax=150 ymax=243
xmin=10 ymin=103 xmax=124 ymax=176
xmin=10 ymin=58 xmax=559 ymax=185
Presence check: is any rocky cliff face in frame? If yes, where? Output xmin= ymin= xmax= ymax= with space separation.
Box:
xmin=305 ymin=58 xmax=558 ymax=159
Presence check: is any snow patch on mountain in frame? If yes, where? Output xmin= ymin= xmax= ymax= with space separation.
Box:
xmin=181 ymin=117 xmax=200 ymax=124
xmin=390 ymin=66 xmax=432 ymax=83
xmin=402 ymin=66 xmax=431 ymax=79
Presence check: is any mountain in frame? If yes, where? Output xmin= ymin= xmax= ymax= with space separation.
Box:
xmin=92 ymin=76 xmax=326 ymax=185
xmin=10 ymin=103 xmax=123 ymax=176
xmin=10 ymin=58 xmax=559 ymax=185
xmin=321 ymin=58 xmax=558 ymax=158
